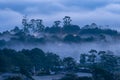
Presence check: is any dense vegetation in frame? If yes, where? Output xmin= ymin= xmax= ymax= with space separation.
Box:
xmin=0 ymin=48 xmax=61 ymax=73
xmin=0 ymin=48 xmax=120 ymax=80
xmin=0 ymin=16 xmax=120 ymax=80
xmin=0 ymin=16 xmax=120 ymax=48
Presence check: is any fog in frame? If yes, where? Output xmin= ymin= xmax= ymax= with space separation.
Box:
xmin=5 ymin=41 xmax=120 ymax=60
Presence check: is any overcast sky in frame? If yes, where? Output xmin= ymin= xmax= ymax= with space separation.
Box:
xmin=0 ymin=0 xmax=120 ymax=31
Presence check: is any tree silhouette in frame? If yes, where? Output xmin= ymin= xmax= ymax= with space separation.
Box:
xmin=54 ymin=20 xmax=61 ymax=27
xmin=63 ymin=57 xmax=76 ymax=71
xmin=98 ymin=51 xmax=106 ymax=55
xmin=30 ymin=19 xmax=36 ymax=32
xmin=36 ymin=19 xmax=45 ymax=32
xmin=89 ymin=49 xmax=97 ymax=54
xmin=87 ymin=49 xmax=97 ymax=63
xmin=80 ymin=53 xmax=87 ymax=64
xmin=22 ymin=15 xmax=29 ymax=33
xmin=90 ymin=23 xmax=97 ymax=28
xmin=63 ymin=16 xmax=72 ymax=26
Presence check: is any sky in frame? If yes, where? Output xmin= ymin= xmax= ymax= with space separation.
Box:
xmin=0 ymin=0 xmax=120 ymax=31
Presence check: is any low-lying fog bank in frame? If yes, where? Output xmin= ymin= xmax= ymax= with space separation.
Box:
xmin=4 ymin=41 xmax=120 ymax=60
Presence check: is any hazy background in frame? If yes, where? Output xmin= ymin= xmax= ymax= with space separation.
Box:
xmin=6 ymin=41 xmax=120 ymax=60
xmin=0 ymin=0 xmax=120 ymax=31
xmin=1 ymin=0 xmax=120 ymax=60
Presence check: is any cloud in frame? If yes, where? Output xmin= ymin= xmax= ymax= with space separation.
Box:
xmin=0 ymin=0 xmax=120 ymax=31
xmin=26 ymin=3 xmax=120 ymax=28
xmin=102 ymin=3 xmax=120 ymax=14
xmin=24 ymin=2 xmax=66 ymax=14
xmin=0 ymin=0 xmax=60 ymax=3
xmin=0 ymin=8 xmax=23 ymax=32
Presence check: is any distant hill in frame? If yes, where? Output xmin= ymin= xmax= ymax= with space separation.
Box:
xmin=0 ymin=16 xmax=120 ymax=48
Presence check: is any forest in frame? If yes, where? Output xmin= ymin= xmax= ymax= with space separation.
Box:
xmin=0 ymin=16 xmax=120 ymax=80
xmin=0 ymin=48 xmax=120 ymax=80
xmin=0 ymin=16 xmax=120 ymax=48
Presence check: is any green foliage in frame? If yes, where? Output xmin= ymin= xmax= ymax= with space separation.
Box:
xmin=99 ymin=52 xmax=118 ymax=71
xmin=0 ymin=40 xmax=6 ymax=47
xmin=92 ymin=66 xmax=114 ymax=80
xmin=63 ymin=57 xmax=76 ymax=70
xmin=45 ymin=26 xmax=61 ymax=34
xmin=82 ymin=36 xmax=95 ymax=42
xmin=0 ymin=48 xmax=120 ymax=80
xmin=5 ymin=76 xmax=23 ymax=80
xmin=80 ymin=54 xmax=86 ymax=64
xmin=64 ymin=34 xmax=81 ymax=42
xmin=63 ymin=25 xmax=80 ymax=34
xmin=0 ymin=48 xmax=62 ymax=74
xmin=79 ymin=28 xmax=118 ymax=36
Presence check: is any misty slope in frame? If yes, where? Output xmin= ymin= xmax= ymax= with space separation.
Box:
xmin=0 ymin=24 xmax=120 ymax=60
xmin=0 ymin=24 xmax=120 ymax=44
xmin=0 ymin=16 xmax=120 ymax=59
xmin=0 ymin=16 xmax=120 ymax=46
